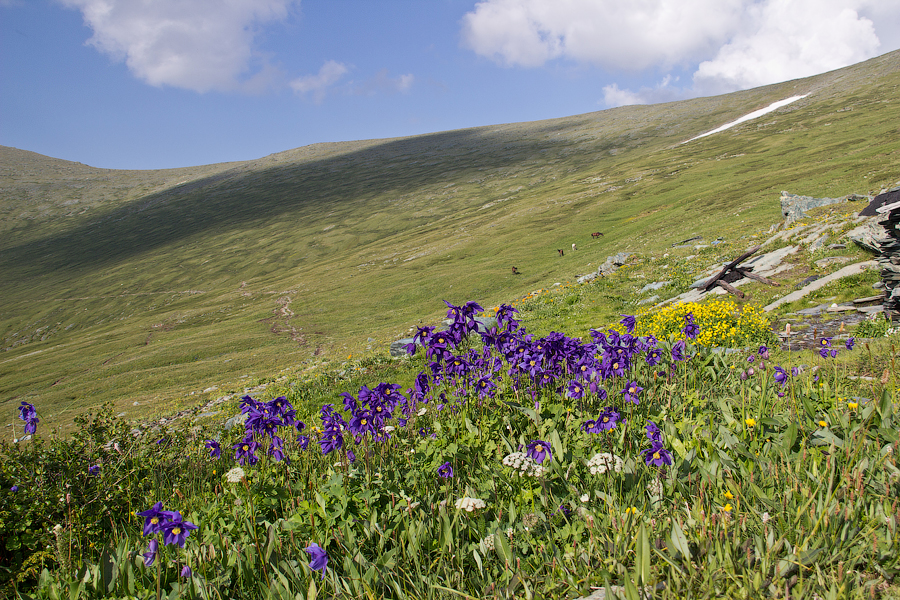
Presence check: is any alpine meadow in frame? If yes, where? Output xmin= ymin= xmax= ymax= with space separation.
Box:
xmin=1 ymin=50 xmax=899 ymax=599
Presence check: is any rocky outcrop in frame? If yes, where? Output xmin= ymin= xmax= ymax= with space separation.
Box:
xmin=780 ymin=191 xmax=869 ymax=225
xmin=873 ymin=194 xmax=900 ymax=323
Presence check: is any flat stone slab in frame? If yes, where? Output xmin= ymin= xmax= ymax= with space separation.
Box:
xmin=858 ymin=305 xmax=884 ymax=314
xmin=764 ymin=261 xmax=878 ymax=312
xmin=815 ymin=256 xmax=851 ymax=268
xmin=853 ymin=295 xmax=884 ymax=304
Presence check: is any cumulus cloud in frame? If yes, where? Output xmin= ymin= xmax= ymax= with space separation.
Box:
xmin=59 ymin=0 xmax=295 ymax=93
xmin=693 ymin=0 xmax=881 ymax=94
xmin=290 ymin=60 xmax=349 ymax=102
xmin=461 ymin=0 xmax=744 ymax=70
xmin=462 ymin=0 xmax=899 ymax=106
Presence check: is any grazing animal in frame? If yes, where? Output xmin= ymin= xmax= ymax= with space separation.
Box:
xmin=572 ymin=243 xmax=578 ymax=251
xmin=591 ymin=232 xmax=603 ymax=239
xmin=511 ymin=266 xmax=520 ymax=275
xmin=557 ymin=249 xmax=565 ymax=257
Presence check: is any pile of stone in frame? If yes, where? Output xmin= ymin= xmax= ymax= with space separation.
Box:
xmin=872 ymin=189 xmax=900 ymax=323
xmin=576 ymin=252 xmax=631 ymax=284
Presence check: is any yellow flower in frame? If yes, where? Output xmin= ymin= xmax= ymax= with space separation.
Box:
xmin=723 ymin=503 xmax=733 ymax=512
xmin=745 ymin=418 xmax=756 ymax=427
xmin=818 ymin=420 xmax=827 ymax=428
xmin=724 ymin=490 xmax=734 ymax=500
xmin=625 ymin=507 xmax=638 ymax=515
xmin=848 ymin=402 xmax=858 ymax=410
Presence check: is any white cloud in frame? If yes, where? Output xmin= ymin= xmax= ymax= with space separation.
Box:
xmin=462 ymin=0 xmax=899 ymax=106
xmin=693 ymin=0 xmax=882 ymax=94
xmin=59 ymin=0 xmax=295 ymax=93
xmin=461 ymin=0 xmax=744 ymax=70
xmin=289 ymin=60 xmax=349 ymax=102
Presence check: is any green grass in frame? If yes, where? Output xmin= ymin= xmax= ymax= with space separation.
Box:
xmin=2 ymin=51 xmax=900 ymax=431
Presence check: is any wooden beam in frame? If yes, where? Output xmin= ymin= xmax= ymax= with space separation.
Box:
xmin=702 ymin=245 xmax=761 ymax=291
xmin=715 ymin=279 xmax=745 ymax=298
xmin=733 ymin=267 xmax=780 ymax=286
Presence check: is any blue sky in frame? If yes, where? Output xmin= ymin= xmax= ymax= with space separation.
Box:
xmin=2 ymin=0 xmax=899 ymax=170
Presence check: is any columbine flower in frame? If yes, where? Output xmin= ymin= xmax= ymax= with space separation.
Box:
xmin=142 ymin=539 xmax=159 ymax=567
xmin=645 ymin=421 xmax=662 ymax=442
xmin=224 ymin=467 xmax=246 ymax=483
xmin=88 ymin=465 xmax=100 ymax=476
xmin=757 ymin=345 xmax=769 ymax=360
xmin=681 ymin=314 xmax=699 ymax=340
xmin=566 ymin=380 xmax=585 ymax=399
xmin=587 ymin=452 xmax=624 ymax=475
xmin=620 ymin=314 xmax=636 ymax=334
xmin=180 ymin=565 xmax=192 ymax=578
xmin=437 ymin=462 xmax=454 ymax=478
xmin=845 ymin=337 xmax=856 ymax=350
xmin=18 ymin=401 xmax=39 ymax=435
xmin=671 ymin=340 xmax=686 ymax=362
xmin=454 ymin=497 xmax=486 ymax=512
xmin=161 ymin=513 xmax=198 ymax=548
xmin=204 ymin=440 xmax=221 ymax=459
xmin=621 ymin=381 xmax=643 ymax=404
xmin=642 ymin=441 xmax=672 ymax=467
xmin=820 ymin=337 xmax=832 ymax=348
xmin=137 ymin=502 xmax=176 ymax=537
xmin=305 ymin=543 xmax=329 ymax=580
xmin=526 ymin=439 xmax=552 ymax=464
xmin=11 ymin=485 xmax=19 ymax=492
xmin=773 ymin=366 xmax=788 ymax=386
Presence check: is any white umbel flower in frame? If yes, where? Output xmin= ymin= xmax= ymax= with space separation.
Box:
xmin=587 ymin=452 xmax=624 ymax=475
xmin=225 ymin=466 xmax=246 ymax=483
xmin=480 ymin=534 xmax=495 ymax=553
xmin=502 ymin=452 xmax=545 ymax=477
xmin=454 ymin=497 xmax=486 ymax=512
xmin=646 ymin=476 xmax=663 ymax=497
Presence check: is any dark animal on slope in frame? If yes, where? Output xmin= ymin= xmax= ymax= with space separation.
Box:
xmin=511 ymin=266 xmax=520 ymax=275
xmin=558 ymin=249 xmax=565 ymax=257
xmin=591 ymin=232 xmax=603 ymax=238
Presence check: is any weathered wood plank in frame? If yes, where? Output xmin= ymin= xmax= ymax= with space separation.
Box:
xmin=733 ymin=267 xmax=780 ymax=286
xmin=701 ymin=245 xmax=761 ymax=291
xmin=715 ymin=279 xmax=745 ymax=298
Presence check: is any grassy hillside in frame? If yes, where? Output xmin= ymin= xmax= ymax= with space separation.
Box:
xmin=2 ymin=50 xmax=899 ymax=430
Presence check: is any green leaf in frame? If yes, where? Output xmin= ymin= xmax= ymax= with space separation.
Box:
xmin=668 ymin=520 xmax=691 ymax=560
xmin=636 ymin=523 xmax=651 ymax=586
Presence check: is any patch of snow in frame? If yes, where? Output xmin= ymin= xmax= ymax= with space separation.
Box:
xmin=682 ymin=95 xmax=809 ymax=144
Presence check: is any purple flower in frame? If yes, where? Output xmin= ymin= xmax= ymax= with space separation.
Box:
xmin=642 ymin=442 xmax=672 ymax=467
xmin=681 ymin=314 xmax=699 ymax=340
xmin=10 ymin=485 xmax=19 ymax=492
xmin=161 ymin=513 xmax=198 ymax=548
xmin=845 ymin=337 xmax=855 ymax=350
xmin=297 ymin=435 xmax=310 ymax=450
xmin=142 ymin=539 xmax=159 ymax=567
xmin=347 ymin=449 xmax=356 ymax=463
xmin=233 ymin=437 xmax=260 ymax=466
xmin=181 ymin=565 xmax=192 ymax=578
xmin=758 ymin=345 xmax=769 ymax=360
xmin=88 ymin=465 xmax=100 ymax=476
xmin=438 ymin=461 xmax=454 ymax=478
xmin=566 ymin=380 xmax=585 ymax=400
xmin=595 ymin=406 xmax=621 ymax=431
xmin=773 ymin=366 xmax=788 ymax=386
xmin=137 ymin=502 xmax=177 ymax=537
xmin=204 ymin=440 xmax=221 ymax=459
xmin=620 ymin=314 xmax=637 ymax=334
xmin=645 ymin=348 xmax=663 ymax=366
xmin=820 ymin=337 xmax=832 ymax=348
xmin=18 ymin=401 xmax=38 ymax=435
xmin=671 ymin=340 xmax=686 ymax=362
xmin=305 ymin=543 xmax=329 ymax=579
xmin=645 ymin=421 xmax=662 ymax=442
xmin=526 ymin=439 xmax=552 ymax=464
xmin=621 ymin=381 xmax=643 ymax=404
xmin=319 ymin=429 xmax=344 ymax=455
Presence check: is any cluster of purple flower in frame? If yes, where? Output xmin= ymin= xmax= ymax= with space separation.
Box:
xmin=137 ymin=501 xmax=198 ymax=566
xmin=819 ymin=336 xmax=855 ymax=359
xmin=641 ymin=421 xmax=672 ymax=467
xmin=18 ymin=401 xmax=38 ymax=435
xmin=209 ymin=395 xmax=306 ymax=466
